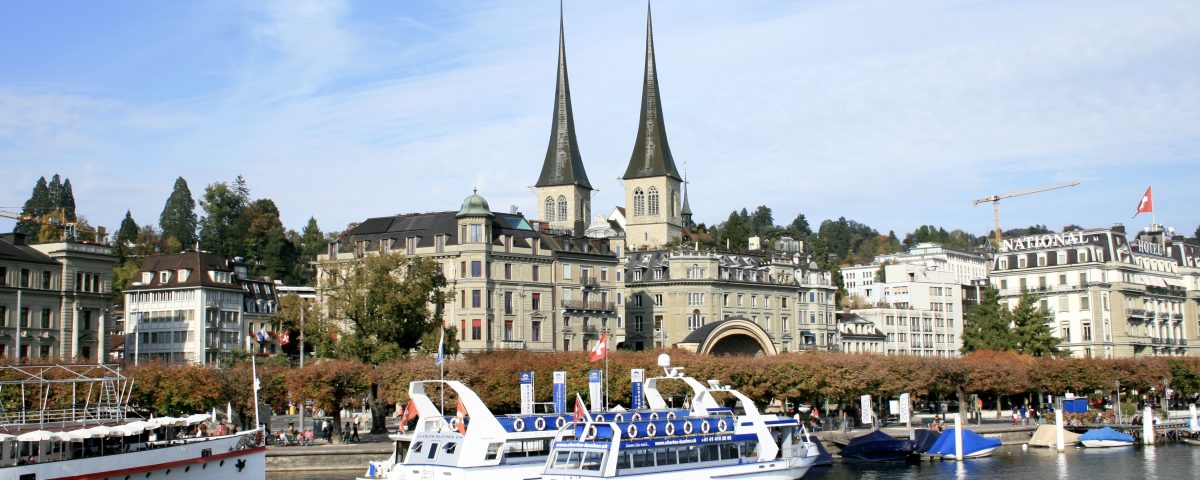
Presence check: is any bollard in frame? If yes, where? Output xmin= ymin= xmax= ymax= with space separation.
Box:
xmin=1142 ymin=406 xmax=1154 ymax=445
xmin=954 ymin=413 xmax=963 ymax=460
xmin=1055 ymin=409 xmax=1064 ymax=451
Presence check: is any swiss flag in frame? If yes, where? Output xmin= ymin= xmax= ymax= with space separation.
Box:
xmin=399 ymin=401 xmax=417 ymax=433
xmin=455 ymin=400 xmax=468 ymax=434
xmin=280 ymin=332 xmax=290 ymax=346
xmin=588 ymin=333 xmax=608 ymax=363
xmin=1134 ymin=186 xmax=1153 ymax=217
xmin=573 ymin=394 xmax=588 ymax=426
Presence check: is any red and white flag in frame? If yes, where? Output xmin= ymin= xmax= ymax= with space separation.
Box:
xmin=573 ymin=394 xmax=590 ymax=426
xmin=279 ymin=331 xmax=290 ymax=346
xmin=455 ymin=400 xmax=468 ymax=434
xmin=588 ymin=333 xmax=608 ymax=363
xmin=1133 ymin=186 xmax=1153 ymax=217
xmin=399 ymin=401 xmax=417 ymax=433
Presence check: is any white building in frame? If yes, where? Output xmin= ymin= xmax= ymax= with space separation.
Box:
xmin=844 ymin=262 xmax=965 ymax=356
xmin=843 ymin=242 xmax=987 ymax=300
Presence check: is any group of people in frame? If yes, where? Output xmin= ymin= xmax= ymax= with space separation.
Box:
xmin=1011 ymin=404 xmax=1042 ymax=425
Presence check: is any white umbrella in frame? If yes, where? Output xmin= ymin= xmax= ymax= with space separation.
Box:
xmin=0 ymin=433 xmax=15 ymax=441
xmin=63 ymin=429 xmax=93 ymax=441
xmin=17 ymin=430 xmax=57 ymax=442
xmin=86 ymin=425 xmax=116 ymax=437
xmin=184 ymin=413 xmax=211 ymax=425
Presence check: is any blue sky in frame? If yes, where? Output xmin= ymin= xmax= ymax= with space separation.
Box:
xmin=1 ymin=0 xmax=1197 ymax=240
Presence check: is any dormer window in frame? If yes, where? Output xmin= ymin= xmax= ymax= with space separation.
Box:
xmin=177 ymin=269 xmax=190 ymax=282
xmin=159 ymin=271 xmax=170 ymax=283
xmin=142 ymin=272 xmax=153 ymax=284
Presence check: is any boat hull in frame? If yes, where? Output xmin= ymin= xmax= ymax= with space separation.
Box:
xmin=940 ymin=445 xmax=998 ymax=460
xmin=358 ymin=461 xmax=545 ymax=480
xmin=4 ymin=432 xmax=265 ymax=480
xmin=543 ymin=461 xmax=809 ymax=480
xmin=1081 ymin=439 xmax=1135 ymax=448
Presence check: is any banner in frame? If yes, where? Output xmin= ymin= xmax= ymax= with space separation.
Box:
xmin=588 ymin=369 xmax=603 ymax=413
xmin=630 ymin=368 xmax=645 ymax=410
xmin=860 ymin=395 xmax=872 ymax=425
xmin=519 ymin=371 xmax=535 ymax=415
xmin=899 ymin=393 xmax=911 ymax=423
xmin=553 ymin=371 xmax=567 ymax=414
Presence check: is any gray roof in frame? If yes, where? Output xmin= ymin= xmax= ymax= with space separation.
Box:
xmin=623 ymin=4 xmax=682 ymax=181
xmin=343 ymin=210 xmax=613 ymax=259
xmin=0 ymin=233 xmax=58 ymax=266
xmin=535 ymin=10 xmax=592 ymax=190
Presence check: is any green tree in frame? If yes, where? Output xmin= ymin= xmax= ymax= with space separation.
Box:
xmin=1194 ymin=225 xmax=1200 ymax=242
xmin=159 ymin=177 xmax=198 ymax=252
xmin=113 ymin=211 xmax=140 ymax=261
xmin=14 ymin=176 xmax=51 ymax=238
xmin=717 ymin=211 xmax=751 ymax=251
xmin=60 ymin=178 xmax=77 ymax=221
xmin=960 ymin=286 xmax=1014 ymax=353
xmin=785 ymin=213 xmax=812 ymax=241
xmin=1008 ymin=294 xmax=1066 ymax=357
xmin=292 ymin=217 xmax=325 ymax=285
xmin=47 ymin=174 xmax=64 ymax=215
xmin=243 ymin=198 xmax=293 ymax=280
xmin=749 ymin=205 xmax=774 ymax=236
xmin=199 ymin=180 xmax=249 ymax=259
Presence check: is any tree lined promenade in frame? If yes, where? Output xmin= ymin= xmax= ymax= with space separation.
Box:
xmin=92 ymin=350 xmax=1200 ymax=442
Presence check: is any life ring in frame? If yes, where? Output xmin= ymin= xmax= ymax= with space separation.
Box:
xmin=513 ymin=418 xmax=526 ymax=432
xmin=700 ymin=420 xmax=711 ymax=434
xmin=595 ymin=414 xmax=605 ymax=422
xmin=555 ymin=417 xmax=567 ymax=429
xmin=717 ymin=419 xmax=728 ymax=432
xmin=649 ymin=412 xmax=660 ymax=421
xmin=664 ymin=422 xmax=676 ymax=436
xmin=534 ymin=417 xmax=547 ymax=431
xmin=585 ymin=425 xmax=598 ymax=440
xmin=645 ymin=423 xmax=657 ymax=437
xmin=666 ymin=412 xmax=677 ymax=420
xmin=626 ymin=424 xmax=638 ymax=438
xmin=614 ymin=414 xmax=624 ymax=423
xmin=682 ymin=421 xmax=694 ymax=435
xmin=449 ymin=417 xmax=459 ymax=430
xmin=632 ymin=413 xmax=643 ymax=422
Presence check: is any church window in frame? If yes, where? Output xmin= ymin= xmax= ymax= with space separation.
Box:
xmin=648 ymin=187 xmax=660 ymax=216
xmin=544 ymin=197 xmax=555 ymax=222
xmin=557 ymin=196 xmax=568 ymax=222
xmin=633 ymin=188 xmax=645 ymax=216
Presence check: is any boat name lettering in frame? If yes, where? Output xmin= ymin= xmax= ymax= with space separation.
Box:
xmin=1000 ymin=232 xmax=1085 ymax=253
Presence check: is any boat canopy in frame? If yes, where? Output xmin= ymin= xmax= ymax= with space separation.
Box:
xmin=926 ymin=429 xmax=1001 ymax=456
xmin=1028 ymin=424 xmax=1080 ymax=447
xmin=1079 ymin=427 xmax=1134 ymax=443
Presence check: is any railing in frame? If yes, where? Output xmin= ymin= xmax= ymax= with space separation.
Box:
xmin=562 ymin=300 xmax=616 ymax=312
xmin=1128 ymin=336 xmax=1151 ymax=345
xmin=795 ymin=344 xmax=818 ymax=351
xmin=1152 ymin=338 xmax=1162 ymax=345
xmin=1172 ymin=313 xmax=1183 ymax=320
xmin=1127 ymin=309 xmax=1145 ymax=318
xmin=499 ymin=340 xmax=525 ymax=349
xmin=579 ymin=276 xmax=599 ymax=287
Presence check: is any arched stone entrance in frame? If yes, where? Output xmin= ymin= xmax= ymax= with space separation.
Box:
xmin=679 ymin=317 xmax=778 ymax=357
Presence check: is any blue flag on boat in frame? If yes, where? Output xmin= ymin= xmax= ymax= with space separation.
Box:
xmin=435 ymin=328 xmax=445 ymax=366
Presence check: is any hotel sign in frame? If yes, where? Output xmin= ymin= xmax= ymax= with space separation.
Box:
xmin=1000 ymin=232 xmax=1086 ymax=253
xmin=1133 ymin=240 xmax=1168 ymax=257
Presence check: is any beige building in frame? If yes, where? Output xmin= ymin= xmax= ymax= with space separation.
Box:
xmin=989 ymin=224 xmax=1200 ymax=358
xmin=0 ymin=233 xmax=116 ymax=361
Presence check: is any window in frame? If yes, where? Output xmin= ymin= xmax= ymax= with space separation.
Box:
xmin=532 ymin=293 xmax=541 ymax=311
xmin=504 ymin=263 xmax=512 ymax=280
xmin=633 ymin=188 xmax=645 ymax=216
xmin=653 ymin=269 xmax=662 ymax=280
xmin=504 ymin=320 xmax=514 ymax=341
xmin=532 ymin=265 xmax=540 ymax=282
xmin=737 ymin=295 xmax=744 ymax=307
xmin=472 ymin=290 xmax=482 ymax=308
xmin=20 ymin=308 xmax=29 ymax=328
xmin=0 ymin=266 xmax=6 ymax=286
xmin=435 ymin=235 xmax=446 ymax=253
xmin=20 ymin=269 xmax=30 ymax=287
xmin=532 ymin=321 xmax=542 ymax=342
xmin=1057 ymin=251 xmax=1067 ymax=265
xmin=647 ymin=187 xmax=660 ymax=216
xmin=471 ymin=261 xmax=482 ymax=278
xmin=504 ymin=291 xmax=513 ymax=314
xmin=633 ymin=270 xmax=643 ymax=281
xmin=781 ymin=297 xmax=788 ymax=308
xmin=545 ymin=197 xmax=556 ymax=222
xmin=1018 ymin=257 xmax=1027 ymax=268
xmin=688 ymin=293 xmax=704 ymax=305
xmin=0 ymin=306 xmax=6 ymax=327
xmin=41 ymin=309 xmax=51 ymax=329
xmin=557 ymin=196 xmax=568 ymax=222
xmin=471 ymin=319 xmax=482 ymax=340
xmin=689 ymin=310 xmax=703 ymax=330
xmin=1080 ymin=295 xmax=1090 ymax=310
xmin=654 ymin=294 xmax=663 ymax=306
xmin=469 ymin=224 xmax=483 ymax=243
xmin=1082 ymin=322 xmax=1092 ymax=341
xmin=634 ymin=315 xmax=644 ymax=332
xmin=633 ymin=294 xmax=642 ymax=307
xmin=601 ymin=268 xmax=608 ymax=281
xmin=41 ymin=271 xmax=51 ymax=289
xmin=563 ymin=264 xmax=572 ymax=279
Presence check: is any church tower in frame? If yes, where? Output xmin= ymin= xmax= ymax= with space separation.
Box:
xmin=535 ymin=7 xmax=592 ymax=235
xmin=623 ymin=4 xmax=683 ymax=249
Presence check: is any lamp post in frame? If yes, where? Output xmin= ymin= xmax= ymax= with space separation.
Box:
xmin=1115 ymin=380 xmax=1121 ymax=424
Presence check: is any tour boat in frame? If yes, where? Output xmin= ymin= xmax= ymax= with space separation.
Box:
xmin=925 ymin=428 xmax=1001 ymax=459
xmin=1079 ymin=427 xmax=1135 ymax=448
xmin=540 ymin=368 xmax=819 ymax=480
xmin=0 ymin=364 xmax=266 ymax=480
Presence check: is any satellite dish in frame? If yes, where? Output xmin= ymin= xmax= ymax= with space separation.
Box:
xmin=657 ymin=353 xmax=671 ymax=368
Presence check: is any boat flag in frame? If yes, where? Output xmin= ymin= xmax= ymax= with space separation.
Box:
xmin=455 ymin=400 xmax=468 ymax=434
xmin=399 ymin=401 xmax=417 ymax=433
xmin=1133 ymin=186 xmax=1153 ymax=217
xmin=588 ymin=333 xmax=608 ymax=362
xmin=573 ymin=393 xmax=591 ymax=426
xmin=435 ymin=328 xmax=445 ymax=366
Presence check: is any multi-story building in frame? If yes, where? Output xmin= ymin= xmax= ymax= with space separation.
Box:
xmin=0 ymin=232 xmax=116 ymax=361
xmin=989 ymin=224 xmax=1200 ymax=358
xmin=843 ymin=263 xmax=965 ymax=356
xmin=843 ymin=242 xmax=987 ymax=301
xmin=123 ymin=252 xmax=279 ymax=365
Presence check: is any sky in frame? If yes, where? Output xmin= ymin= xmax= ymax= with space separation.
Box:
xmin=1 ymin=0 xmax=1197 ymax=241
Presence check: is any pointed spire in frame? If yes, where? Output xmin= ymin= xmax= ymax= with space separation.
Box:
xmin=623 ymin=2 xmax=681 ymax=181
xmin=535 ymin=3 xmax=592 ymax=190
xmin=681 ymin=161 xmax=693 ymax=227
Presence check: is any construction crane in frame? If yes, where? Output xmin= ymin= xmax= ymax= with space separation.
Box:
xmin=974 ymin=181 xmax=1080 ymax=246
xmin=0 ymin=209 xmax=103 ymax=243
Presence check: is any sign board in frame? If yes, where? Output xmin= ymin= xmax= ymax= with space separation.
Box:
xmin=860 ymin=395 xmax=872 ymax=425
xmin=889 ymin=400 xmax=900 ymax=415
xmin=589 ymin=370 xmax=603 ymax=413
xmin=630 ymin=368 xmax=645 ymax=410
xmin=553 ymin=371 xmax=567 ymax=414
xmin=899 ymin=393 xmax=911 ymax=423
xmin=1000 ymin=231 xmax=1086 ymax=252
xmin=519 ymin=371 xmax=534 ymax=415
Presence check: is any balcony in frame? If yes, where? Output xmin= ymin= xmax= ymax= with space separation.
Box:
xmin=1127 ymin=309 xmax=1145 ymax=318
xmin=1181 ymin=339 xmax=1188 ymax=346
xmin=1152 ymin=338 xmax=1162 ymax=345
xmin=579 ymin=276 xmax=599 ymax=288
xmin=1172 ymin=313 xmax=1183 ymax=320
xmin=498 ymin=340 xmax=525 ymax=349
xmin=795 ymin=344 xmax=818 ymax=351
xmin=562 ymin=300 xmax=616 ymax=312
xmin=1128 ymin=336 xmax=1152 ymax=345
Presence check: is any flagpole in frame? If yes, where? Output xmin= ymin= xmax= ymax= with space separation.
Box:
xmin=604 ymin=330 xmax=609 ymax=410
xmin=439 ymin=327 xmax=445 ymax=416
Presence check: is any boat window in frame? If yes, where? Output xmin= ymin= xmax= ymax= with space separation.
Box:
xmin=552 ymin=451 xmax=573 ymax=469
xmin=411 ymin=441 xmax=424 ymax=454
xmin=485 ymin=442 xmax=503 ymax=460
xmin=679 ymin=446 xmax=699 ymax=464
xmin=444 ymin=442 xmax=457 ymax=454
xmin=616 ymin=451 xmax=631 ymax=470
xmin=631 ymin=449 xmax=654 ymax=468
xmin=700 ymin=444 xmax=720 ymax=462
xmin=427 ymin=442 xmax=439 ymax=460
xmin=564 ymin=451 xmax=583 ymax=469
xmin=739 ymin=441 xmax=758 ymax=458
xmin=722 ymin=443 xmax=739 ymax=460
xmin=582 ymin=451 xmax=604 ymax=471
xmin=655 ymin=449 xmax=674 ymax=466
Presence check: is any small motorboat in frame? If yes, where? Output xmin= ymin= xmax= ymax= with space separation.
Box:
xmin=839 ymin=430 xmax=918 ymax=462
xmin=926 ymin=428 xmax=1002 ymax=459
xmin=912 ymin=428 xmax=940 ymax=453
xmin=1080 ymin=427 xmax=1135 ymax=448
xmin=1028 ymin=424 xmax=1081 ymax=447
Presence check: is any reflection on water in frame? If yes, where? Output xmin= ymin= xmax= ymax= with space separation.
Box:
xmin=267 ymin=444 xmax=1200 ymax=480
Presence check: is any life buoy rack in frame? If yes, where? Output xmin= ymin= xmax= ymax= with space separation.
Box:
xmin=534 ymin=417 xmax=547 ymax=431
xmin=682 ymin=421 xmax=694 ymax=435
xmin=717 ymin=419 xmax=728 ymax=432
xmin=664 ymin=422 xmax=676 ymax=436
xmin=632 ymin=413 xmax=643 ymax=422
xmin=614 ymin=414 xmax=624 ymax=423
xmin=555 ymin=417 xmax=567 ymax=429
xmin=649 ymin=412 xmax=660 ymax=421
xmin=666 ymin=412 xmax=677 ymax=420
xmin=645 ymin=423 xmax=657 ymax=437
xmin=513 ymin=418 xmax=526 ymax=432
xmin=626 ymin=424 xmax=638 ymax=439
xmin=700 ymin=420 xmax=711 ymax=434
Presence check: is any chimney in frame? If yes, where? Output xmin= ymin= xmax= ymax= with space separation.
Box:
xmin=1111 ymin=223 xmax=1125 ymax=234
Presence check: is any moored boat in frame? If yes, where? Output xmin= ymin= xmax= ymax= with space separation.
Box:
xmin=926 ymin=428 xmax=1001 ymax=459
xmin=1027 ymin=424 xmax=1081 ymax=447
xmin=837 ymin=430 xmax=918 ymax=462
xmin=1080 ymin=427 xmax=1135 ymax=448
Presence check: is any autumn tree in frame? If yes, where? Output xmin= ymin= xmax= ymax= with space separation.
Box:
xmin=285 ymin=359 xmax=370 ymax=443
xmin=159 ymin=176 xmax=198 ymax=252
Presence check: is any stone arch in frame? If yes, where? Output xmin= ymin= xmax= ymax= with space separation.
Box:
xmin=685 ymin=317 xmax=778 ymax=357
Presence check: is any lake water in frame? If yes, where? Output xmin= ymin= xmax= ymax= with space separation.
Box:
xmin=267 ymin=443 xmax=1200 ymax=480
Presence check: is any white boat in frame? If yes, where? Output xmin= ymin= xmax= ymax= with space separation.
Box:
xmin=540 ymin=361 xmax=818 ymax=480
xmin=0 ymin=364 xmax=266 ymax=480
xmin=1079 ymin=427 xmax=1135 ymax=448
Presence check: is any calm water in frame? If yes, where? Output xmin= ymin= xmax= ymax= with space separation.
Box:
xmin=267 ymin=444 xmax=1200 ymax=480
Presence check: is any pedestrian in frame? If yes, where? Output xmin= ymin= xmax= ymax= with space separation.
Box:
xmin=1020 ymin=405 xmax=1028 ymax=425
xmin=1031 ymin=407 xmax=1040 ymax=425
xmin=322 ymin=418 xmax=332 ymax=443
xmin=1011 ymin=406 xmax=1019 ymax=426
xmin=352 ymin=421 xmax=360 ymax=442
xmin=343 ymin=422 xmax=352 ymax=443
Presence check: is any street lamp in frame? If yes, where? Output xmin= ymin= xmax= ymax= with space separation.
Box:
xmin=1115 ymin=380 xmax=1121 ymax=424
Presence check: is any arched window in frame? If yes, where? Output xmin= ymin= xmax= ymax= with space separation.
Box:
xmin=689 ymin=309 xmax=703 ymax=330
xmin=557 ymin=196 xmax=568 ymax=222
xmin=647 ymin=187 xmax=660 ymax=216
xmin=633 ymin=188 xmax=645 ymax=216
xmin=544 ymin=197 xmax=556 ymax=222
xmin=671 ymin=191 xmax=677 ymax=217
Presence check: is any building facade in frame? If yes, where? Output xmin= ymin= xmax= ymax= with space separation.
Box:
xmin=0 ymin=233 xmax=116 ymax=361
xmin=989 ymin=225 xmax=1200 ymax=358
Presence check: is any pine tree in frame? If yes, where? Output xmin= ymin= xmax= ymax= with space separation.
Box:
xmin=60 ymin=178 xmax=77 ymax=221
xmin=1008 ymin=294 xmax=1067 ymax=357
xmin=199 ymin=179 xmax=249 ymax=259
xmin=159 ymin=177 xmax=198 ymax=252
xmin=14 ymin=177 xmax=51 ymax=238
xmin=960 ymin=286 xmax=1014 ymax=353
xmin=718 ymin=211 xmax=751 ymax=251
xmin=47 ymin=174 xmax=64 ymax=212
xmin=243 ymin=198 xmax=292 ymax=280
xmin=786 ymin=213 xmax=812 ymax=241
xmin=113 ymin=211 xmax=140 ymax=261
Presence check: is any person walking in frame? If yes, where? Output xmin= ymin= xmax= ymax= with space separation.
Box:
xmin=322 ymin=418 xmax=332 ymax=443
